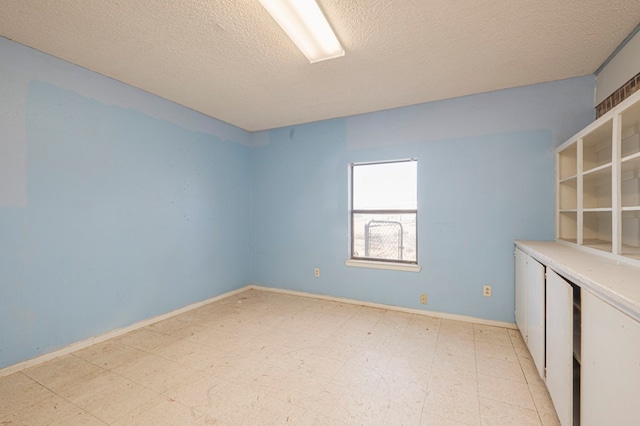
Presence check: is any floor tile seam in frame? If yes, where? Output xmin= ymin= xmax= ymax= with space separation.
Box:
xmin=477 ymin=371 xmax=534 ymax=386
xmin=477 ymin=397 xmax=543 ymax=426
xmin=25 ymin=377 xmax=114 ymax=426
xmin=73 ymin=350 xmax=146 ymax=372
xmin=521 ymin=376 xmax=544 ymax=389
xmin=152 ymin=347 xmax=237 ymax=372
xmin=374 ymin=373 xmax=419 ymax=398
xmin=472 ymin=325 xmax=514 ymax=335
xmin=376 ymin=356 xmax=426 ymax=384
xmin=345 ymin=317 xmax=381 ymax=331
xmin=475 ymin=382 xmax=537 ymax=412
xmin=159 ymin=370 xmax=215 ymax=400
xmin=154 ymin=326 xmax=211 ymax=340
xmin=160 ymin=333 xmax=228 ymax=350
xmin=184 ymin=334 xmax=238 ymax=350
xmin=149 ymin=392 xmax=214 ymax=421
xmin=476 ymin=354 xmax=526 ymax=372
xmin=86 ymin=366 xmax=159 ymax=394
xmin=14 ymin=369 xmax=53 ymax=390
xmin=432 ymin=347 xmax=468 ymax=362
xmin=56 ymin=399 xmax=107 ymax=426
xmin=418 ymin=323 xmax=446 ymax=425
xmin=391 ymin=342 xmax=436 ymax=358
xmin=172 ymin=368 xmax=235 ymax=396
xmin=474 ymin=354 xmax=520 ymax=364
xmin=514 ymin=352 xmax=545 ymax=389
xmin=21 ymin=354 xmax=111 ymax=390
xmin=475 ymin=346 xmax=517 ymax=359
xmin=518 ymin=360 xmax=542 ymax=378
xmin=435 ymin=327 xmax=475 ymax=340
xmin=394 ymin=326 xmax=432 ymax=342
xmin=87 ymin=390 xmax=164 ymax=425
xmin=436 ymin=329 xmax=475 ymax=341
xmin=110 ymin=348 xmax=203 ymax=375
xmin=526 ymin=385 xmax=558 ymax=416
xmin=422 ymin=394 xmax=483 ymax=426
xmin=425 ymin=376 xmax=481 ymax=396
xmin=113 ymin=334 xmax=178 ymax=354
xmin=507 ymin=329 xmax=525 ymax=345
xmin=169 ymin=378 xmax=246 ymax=415
xmin=527 ymin=383 xmax=552 ymax=393
xmin=475 ymin=371 xmax=528 ymax=385
xmin=0 ymin=392 xmax=105 ymax=426
xmin=248 ymin=384 xmax=326 ymax=414
xmin=472 ymin=329 xmax=482 ymax=422
xmin=478 ymin=366 xmax=529 ymax=386
xmin=0 ymin=380 xmax=72 ymax=419
xmin=513 ymin=349 xmax=537 ymax=388
xmin=376 ymin=318 xmax=409 ymax=334
xmin=100 ymin=363 xmax=178 ymax=401
xmin=472 ymin=338 xmax=515 ymax=348
xmin=514 ymin=345 xmax=534 ymax=358
xmin=477 ymin=393 xmax=541 ymax=416
xmin=530 ymin=401 xmax=559 ymax=417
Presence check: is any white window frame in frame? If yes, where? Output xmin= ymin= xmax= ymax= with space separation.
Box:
xmin=345 ymin=159 xmax=421 ymax=272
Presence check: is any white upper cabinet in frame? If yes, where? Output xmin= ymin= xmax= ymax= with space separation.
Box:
xmin=557 ymin=89 xmax=640 ymax=264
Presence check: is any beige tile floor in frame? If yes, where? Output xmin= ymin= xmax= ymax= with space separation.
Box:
xmin=0 ymin=289 xmax=560 ymax=425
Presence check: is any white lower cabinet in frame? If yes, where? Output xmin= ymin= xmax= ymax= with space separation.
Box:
xmin=515 ymin=248 xmax=528 ymax=341
xmin=526 ymin=256 xmax=546 ymax=379
xmin=516 ymin=241 xmax=640 ymax=426
xmin=545 ymin=269 xmax=574 ymax=426
xmin=581 ymin=290 xmax=640 ymax=426
xmin=514 ymin=248 xmax=546 ymax=379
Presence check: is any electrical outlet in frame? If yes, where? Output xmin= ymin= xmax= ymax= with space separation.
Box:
xmin=314 ymin=268 xmax=320 ymax=277
xmin=420 ymin=293 xmax=427 ymax=304
xmin=483 ymin=285 xmax=492 ymax=297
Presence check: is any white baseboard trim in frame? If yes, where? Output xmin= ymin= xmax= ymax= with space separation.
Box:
xmin=2 ymin=283 xmax=516 ymax=377
xmin=249 ymin=285 xmax=517 ymax=330
xmin=0 ymin=285 xmax=252 ymax=378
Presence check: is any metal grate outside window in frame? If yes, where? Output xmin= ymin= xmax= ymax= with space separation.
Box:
xmin=350 ymin=159 xmax=417 ymax=264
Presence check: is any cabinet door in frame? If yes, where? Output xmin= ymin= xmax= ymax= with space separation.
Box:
xmin=526 ymin=256 xmax=545 ymax=379
xmin=515 ymin=248 xmax=528 ymax=338
xmin=545 ymin=269 xmax=573 ymax=426
xmin=581 ymin=291 xmax=640 ymax=425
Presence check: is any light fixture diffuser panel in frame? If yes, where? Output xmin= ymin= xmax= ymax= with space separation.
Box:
xmin=259 ymin=0 xmax=344 ymax=63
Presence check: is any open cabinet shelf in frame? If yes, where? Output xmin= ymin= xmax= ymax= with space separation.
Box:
xmin=556 ymin=89 xmax=640 ymax=265
xmin=582 ymin=119 xmax=612 ymax=173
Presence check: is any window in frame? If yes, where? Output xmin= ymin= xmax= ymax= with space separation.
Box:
xmin=350 ymin=159 xmax=417 ymax=264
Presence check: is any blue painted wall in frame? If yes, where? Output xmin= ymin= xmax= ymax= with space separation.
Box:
xmin=0 ymin=38 xmax=252 ymax=369
xmin=250 ymin=76 xmax=595 ymax=323
xmin=0 ymin=34 xmax=596 ymax=369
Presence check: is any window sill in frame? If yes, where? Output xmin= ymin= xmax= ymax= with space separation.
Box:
xmin=344 ymin=259 xmax=422 ymax=272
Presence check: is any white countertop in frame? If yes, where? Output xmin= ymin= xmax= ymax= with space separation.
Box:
xmin=515 ymin=241 xmax=640 ymax=323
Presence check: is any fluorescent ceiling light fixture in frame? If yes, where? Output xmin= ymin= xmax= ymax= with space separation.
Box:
xmin=258 ymin=0 xmax=345 ymax=63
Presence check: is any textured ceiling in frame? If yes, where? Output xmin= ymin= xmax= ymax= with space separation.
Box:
xmin=1 ymin=1 xmax=639 ymax=131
